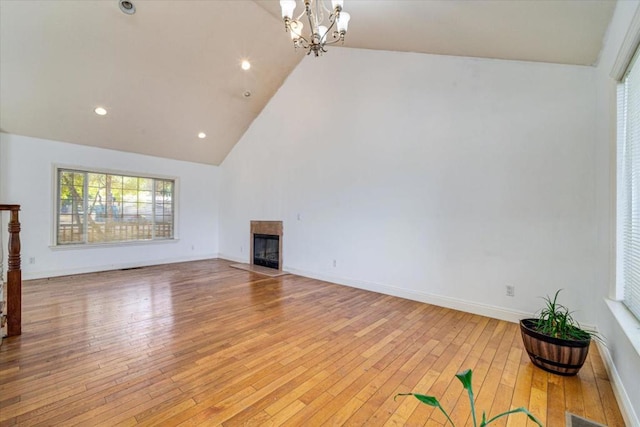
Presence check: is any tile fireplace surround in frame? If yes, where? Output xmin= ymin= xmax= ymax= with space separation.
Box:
xmin=250 ymin=220 xmax=283 ymax=271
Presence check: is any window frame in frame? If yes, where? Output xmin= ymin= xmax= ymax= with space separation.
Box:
xmin=616 ymin=45 xmax=640 ymax=322
xmin=52 ymin=164 xmax=179 ymax=247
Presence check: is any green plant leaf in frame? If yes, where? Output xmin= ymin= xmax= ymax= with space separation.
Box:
xmin=483 ymin=407 xmax=543 ymax=426
xmin=533 ymin=289 xmax=601 ymax=343
xmin=455 ymin=369 xmax=473 ymax=390
xmin=456 ymin=369 xmax=477 ymax=427
xmin=394 ymin=393 xmax=440 ymax=407
xmin=395 ymin=392 xmax=455 ymax=426
xmin=414 ymin=394 xmax=441 ymax=407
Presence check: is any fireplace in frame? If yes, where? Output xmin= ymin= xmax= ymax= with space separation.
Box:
xmin=250 ymin=221 xmax=283 ymax=270
xmin=253 ymin=234 xmax=279 ymax=269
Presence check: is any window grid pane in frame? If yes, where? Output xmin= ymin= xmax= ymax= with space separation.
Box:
xmin=57 ymin=170 xmax=86 ymax=244
xmin=154 ymin=179 xmax=174 ymax=239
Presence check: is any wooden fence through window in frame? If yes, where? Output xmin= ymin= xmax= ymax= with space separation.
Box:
xmin=58 ymin=222 xmax=172 ymax=244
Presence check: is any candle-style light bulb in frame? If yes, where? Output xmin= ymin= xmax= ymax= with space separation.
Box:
xmin=337 ymin=11 xmax=350 ymax=33
xmin=280 ymin=0 xmax=296 ymax=19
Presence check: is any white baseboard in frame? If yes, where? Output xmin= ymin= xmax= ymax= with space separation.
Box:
xmin=22 ymin=253 xmax=219 ymax=280
xmin=596 ymin=341 xmax=640 ymax=427
xmin=283 ymin=266 xmax=531 ymax=324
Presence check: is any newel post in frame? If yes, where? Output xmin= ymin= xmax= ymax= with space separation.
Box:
xmin=2 ymin=205 xmax=21 ymax=336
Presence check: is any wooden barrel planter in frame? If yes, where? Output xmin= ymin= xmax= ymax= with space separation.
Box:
xmin=519 ymin=318 xmax=590 ymax=376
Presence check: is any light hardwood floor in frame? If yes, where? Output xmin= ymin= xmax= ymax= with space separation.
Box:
xmin=0 ymin=259 xmax=625 ymax=426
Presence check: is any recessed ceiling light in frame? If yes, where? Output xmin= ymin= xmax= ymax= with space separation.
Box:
xmin=119 ymin=0 xmax=136 ymax=15
xmin=198 ymin=132 xmax=206 ymax=139
xmin=94 ymin=107 xmax=107 ymax=116
xmin=241 ymin=60 xmax=251 ymax=71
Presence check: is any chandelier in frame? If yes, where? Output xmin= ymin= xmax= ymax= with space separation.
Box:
xmin=279 ymin=0 xmax=351 ymax=57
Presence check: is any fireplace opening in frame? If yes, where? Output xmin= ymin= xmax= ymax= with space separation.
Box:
xmin=253 ymin=233 xmax=280 ymax=269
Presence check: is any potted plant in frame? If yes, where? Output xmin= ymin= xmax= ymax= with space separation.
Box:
xmin=520 ymin=289 xmax=599 ymax=376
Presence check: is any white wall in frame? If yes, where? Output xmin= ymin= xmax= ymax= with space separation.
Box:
xmin=594 ymin=1 xmax=640 ymax=424
xmin=0 ymin=133 xmax=219 ymax=279
xmin=219 ymin=47 xmax=600 ymax=324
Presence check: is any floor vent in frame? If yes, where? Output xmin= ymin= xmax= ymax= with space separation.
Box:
xmin=566 ymin=412 xmax=607 ymax=427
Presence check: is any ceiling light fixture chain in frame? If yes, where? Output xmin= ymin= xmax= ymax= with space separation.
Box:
xmin=280 ymin=0 xmax=350 ymax=57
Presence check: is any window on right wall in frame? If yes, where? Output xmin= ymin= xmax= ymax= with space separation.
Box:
xmin=617 ymin=44 xmax=640 ymax=321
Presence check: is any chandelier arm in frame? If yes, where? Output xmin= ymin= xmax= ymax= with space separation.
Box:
xmin=284 ymin=17 xmax=311 ymax=49
xmin=305 ymin=2 xmax=318 ymax=42
xmin=319 ymin=9 xmax=340 ymax=44
xmin=298 ymin=37 xmax=310 ymax=48
xmin=322 ymin=33 xmax=345 ymax=46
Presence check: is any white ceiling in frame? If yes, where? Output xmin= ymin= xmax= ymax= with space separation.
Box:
xmin=0 ymin=0 xmax=616 ymax=165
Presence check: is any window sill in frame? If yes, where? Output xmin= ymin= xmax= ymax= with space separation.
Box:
xmin=605 ymin=298 xmax=640 ymax=357
xmin=50 ymin=238 xmax=179 ymax=250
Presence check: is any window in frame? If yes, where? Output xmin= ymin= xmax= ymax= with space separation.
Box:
xmin=56 ymin=168 xmax=175 ymax=245
xmin=618 ymin=46 xmax=640 ymax=320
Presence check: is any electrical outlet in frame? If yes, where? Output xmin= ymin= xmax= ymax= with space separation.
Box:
xmin=332 ymin=259 xmax=337 ymax=268
xmin=29 ymin=257 xmax=36 ymax=264
xmin=506 ymin=285 xmax=515 ymax=297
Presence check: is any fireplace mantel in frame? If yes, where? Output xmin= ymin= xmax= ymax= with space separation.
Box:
xmin=250 ymin=221 xmax=283 ymax=270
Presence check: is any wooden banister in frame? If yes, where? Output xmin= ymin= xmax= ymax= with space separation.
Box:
xmin=1 ymin=204 xmax=21 ymax=337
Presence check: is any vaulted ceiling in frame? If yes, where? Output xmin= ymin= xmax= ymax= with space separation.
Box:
xmin=0 ymin=0 xmax=616 ymax=165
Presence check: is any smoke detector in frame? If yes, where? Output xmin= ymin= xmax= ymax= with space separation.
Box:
xmin=119 ymin=0 xmax=136 ymax=15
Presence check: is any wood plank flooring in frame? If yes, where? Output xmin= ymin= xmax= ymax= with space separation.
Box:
xmin=0 ymin=259 xmax=625 ymax=426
